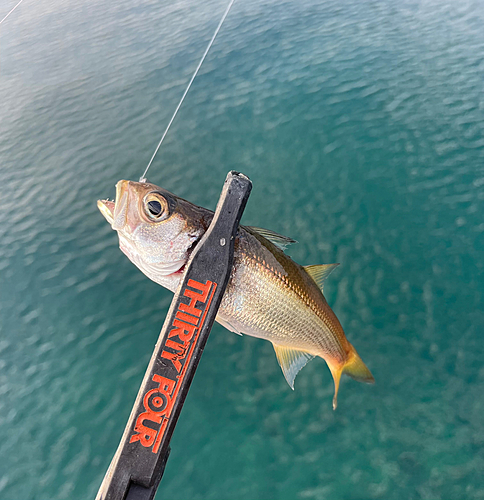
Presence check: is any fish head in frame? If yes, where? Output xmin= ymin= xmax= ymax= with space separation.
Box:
xmin=97 ymin=180 xmax=212 ymax=287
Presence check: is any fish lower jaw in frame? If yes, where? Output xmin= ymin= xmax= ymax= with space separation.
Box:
xmin=97 ymin=199 xmax=115 ymax=225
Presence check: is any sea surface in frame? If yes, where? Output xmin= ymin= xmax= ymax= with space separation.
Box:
xmin=1 ymin=0 xmax=484 ymax=498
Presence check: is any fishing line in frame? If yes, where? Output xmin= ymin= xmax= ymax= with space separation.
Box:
xmin=140 ymin=0 xmax=236 ymax=182
xmin=0 ymin=0 xmax=25 ymax=26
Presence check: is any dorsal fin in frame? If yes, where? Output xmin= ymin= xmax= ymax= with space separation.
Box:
xmin=273 ymin=344 xmax=314 ymax=389
xmin=246 ymin=226 xmax=297 ymax=251
xmin=304 ymin=263 xmax=339 ymax=291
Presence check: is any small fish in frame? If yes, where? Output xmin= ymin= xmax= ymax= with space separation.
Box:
xmin=98 ymin=180 xmax=374 ymax=408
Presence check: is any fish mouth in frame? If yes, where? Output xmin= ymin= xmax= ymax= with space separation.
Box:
xmin=97 ymin=180 xmax=129 ymax=229
xmin=97 ymin=199 xmax=115 ymax=225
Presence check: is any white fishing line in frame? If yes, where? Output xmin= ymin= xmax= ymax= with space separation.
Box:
xmin=140 ymin=0 xmax=236 ymax=182
xmin=0 ymin=0 xmax=25 ymax=26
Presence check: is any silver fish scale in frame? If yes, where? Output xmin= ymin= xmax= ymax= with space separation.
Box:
xmin=218 ymin=228 xmax=347 ymax=364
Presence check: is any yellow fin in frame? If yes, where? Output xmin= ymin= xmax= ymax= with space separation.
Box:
xmin=327 ymin=344 xmax=374 ymax=410
xmin=327 ymin=362 xmax=343 ymax=410
xmin=343 ymin=343 xmax=375 ymax=384
xmin=273 ymin=344 xmax=314 ymax=389
xmin=304 ymin=264 xmax=339 ymax=291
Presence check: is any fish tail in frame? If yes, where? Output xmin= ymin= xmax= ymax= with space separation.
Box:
xmin=343 ymin=343 xmax=374 ymax=384
xmin=327 ymin=343 xmax=374 ymax=410
xmin=327 ymin=363 xmax=343 ymax=411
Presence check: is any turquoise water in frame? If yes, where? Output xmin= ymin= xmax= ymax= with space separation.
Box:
xmin=1 ymin=0 xmax=484 ymax=498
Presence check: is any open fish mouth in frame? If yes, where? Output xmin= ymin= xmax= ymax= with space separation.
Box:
xmin=97 ymin=180 xmax=130 ymax=228
xmin=97 ymin=199 xmax=115 ymax=225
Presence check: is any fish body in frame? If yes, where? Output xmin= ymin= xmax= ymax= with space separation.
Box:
xmin=98 ymin=180 xmax=374 ymax=408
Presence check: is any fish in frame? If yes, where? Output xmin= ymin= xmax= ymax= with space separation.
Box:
xmin=98 ymin=179 xmax=374 ymax=409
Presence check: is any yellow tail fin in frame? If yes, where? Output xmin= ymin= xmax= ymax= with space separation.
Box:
xmin=343 ymin=343 xmax=374 ymax=384
xmin=327 ymin=343 xmax=374 ymax=410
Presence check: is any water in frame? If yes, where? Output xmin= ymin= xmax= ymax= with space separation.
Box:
xmin=1 ymin=0 xmax=483 ymax=498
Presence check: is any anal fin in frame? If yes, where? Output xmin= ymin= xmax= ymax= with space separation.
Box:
xmin=273 ymin=344 xmax=314 ymax=389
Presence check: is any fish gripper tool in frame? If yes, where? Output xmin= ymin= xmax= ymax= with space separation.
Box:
xmin=96 ymin=171 xmax=252 ymax=500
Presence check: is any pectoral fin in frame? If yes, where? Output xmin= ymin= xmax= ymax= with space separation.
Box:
xmin=273 ymin=344 xmax=314 ymax=389
xmin=246 ymin=226 xmax=297 ymax=251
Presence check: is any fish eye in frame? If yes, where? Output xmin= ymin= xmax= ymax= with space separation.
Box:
xmin=143 ymin=192 xmax=169 ymax=221
xmin=148 ymin=200 xmax=162 ymax=216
